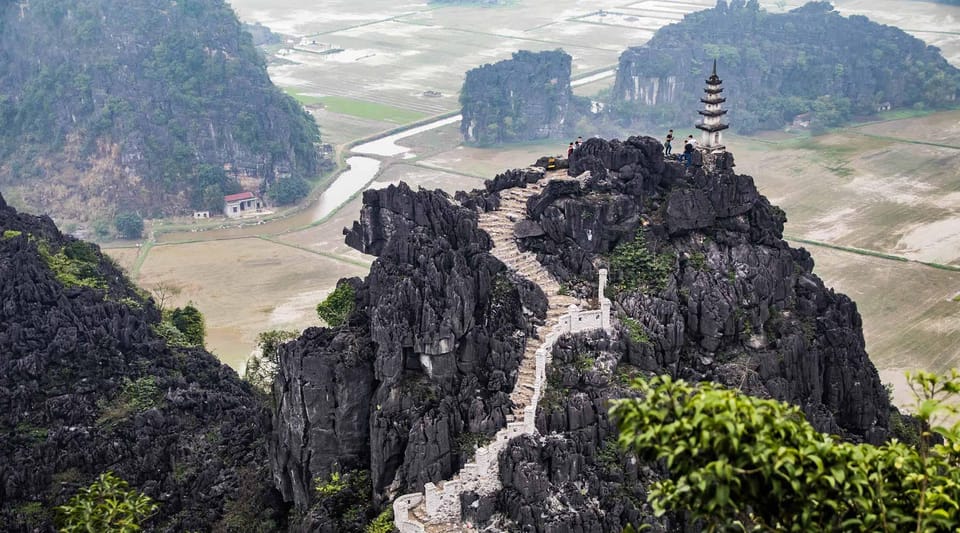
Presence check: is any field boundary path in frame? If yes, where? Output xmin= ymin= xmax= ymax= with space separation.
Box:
xmin=394 ymin=170 xmax=612 ymax=532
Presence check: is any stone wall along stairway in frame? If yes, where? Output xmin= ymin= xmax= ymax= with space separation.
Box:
xmin=394 ymin=172 xmax=611 ymax=532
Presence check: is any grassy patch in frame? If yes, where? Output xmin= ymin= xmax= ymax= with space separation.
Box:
xmin=2 ymin=229 xmax=22 ymax=239
xmin=96 ymin=377 xmax=162 ymax=426
xmin=289 ymin=91 xmax=428 ymax=124
xmin=15 ymin=422 xmax=48 ymax=442
xmin=456 ymin=432 xmax=493 ymax=455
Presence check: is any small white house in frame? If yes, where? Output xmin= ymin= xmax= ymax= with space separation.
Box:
xmin=224 ymin=191 xmax=262 ymax=218
xmin=193 ymin=211 xmax=210 ymax=219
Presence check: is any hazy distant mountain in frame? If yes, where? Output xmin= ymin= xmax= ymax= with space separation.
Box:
xmin=0 ymin=0 xmax=324 ymax=221
xmin=610 ymin=0 xmax=960 ymax=133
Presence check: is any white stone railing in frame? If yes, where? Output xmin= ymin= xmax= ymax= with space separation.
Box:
xmin=393 ymin=493 xmax=426 ymax=533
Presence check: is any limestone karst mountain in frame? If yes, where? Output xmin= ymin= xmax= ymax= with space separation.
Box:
xmin=0 ymin=0 xmax=326 ymax=221
xmin=272 ymin=135 xmax=896 ymax=531
xmin=610 ymin=1 xmax=960 ymax=133
xmin=460 ymin=50 xmax=580 ymax=145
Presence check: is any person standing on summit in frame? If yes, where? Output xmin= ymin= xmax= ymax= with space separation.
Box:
xmin=664 ymin=129 xmax=674 ymax=155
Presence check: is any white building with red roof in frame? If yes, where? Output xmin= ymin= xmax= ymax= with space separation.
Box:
xmin=223 ymin=191 xmax=263 ymax=218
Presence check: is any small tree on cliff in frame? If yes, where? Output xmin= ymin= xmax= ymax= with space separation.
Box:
xmin=316 ymin=283 xmax=355 ymax=327
xmin=244 ymin=329 xmax=299 ymax=392
xmin=611 ymin=372 xmax=960 ymax=531
xmin=170 ymin=304 xmax=205 ymax=347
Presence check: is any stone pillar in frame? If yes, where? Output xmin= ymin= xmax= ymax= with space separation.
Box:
xmin=598 ymin=269 xmax=608 ymax=299
xmin=601 ymin=298 xmax=612 ymax=333
xmin=424 ymin=483 xmax=441 ymax=516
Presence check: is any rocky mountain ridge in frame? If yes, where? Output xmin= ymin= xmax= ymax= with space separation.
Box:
xmin=0 ymin=191 xmax=284 ymax=531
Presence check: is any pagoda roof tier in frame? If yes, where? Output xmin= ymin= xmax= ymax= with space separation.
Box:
xmin=704 ymin=87 xmax=724 ymax=94
xmin=706 ymin=76 xmax=723 ymax=85
xmin=696 ymin=123 xmax=730 ymax=133
xmin=698 ymin=109 xmax=728 ymax=117
xmin=700 ymin=97 xmax=727 ymax=104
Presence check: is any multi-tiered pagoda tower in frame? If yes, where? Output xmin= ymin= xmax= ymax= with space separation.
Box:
xmin=696 ymin=59 xmax=729 ymax=150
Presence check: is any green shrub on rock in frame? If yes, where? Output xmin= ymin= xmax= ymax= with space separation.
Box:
xmin=612 ymin=371 xmax=960 ymax=531
xmin=56 ymin=472 xmax=157 ymax=532
xmin=316 ymin=283 xmax=355 ymax=327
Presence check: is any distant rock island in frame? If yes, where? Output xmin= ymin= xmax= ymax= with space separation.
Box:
xmin=460 ymin=50 xmax=579 ymax=145
xmin=610 ymin=0 xmax=960 ymax=133
xmin=0 ymin=0 xmax=328 ymax=221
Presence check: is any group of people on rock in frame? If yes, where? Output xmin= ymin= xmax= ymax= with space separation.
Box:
xmin=565 ymin=132 xmax=701 ymax=169
xmin=665 ymin=129 xmax=701 ymax=168
xmin=566 ymin=136 xmax=584 ymax=158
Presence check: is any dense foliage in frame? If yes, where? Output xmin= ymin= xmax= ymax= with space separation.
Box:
xmin=170 ymin=305 xmax=205 ymax=347
xmin=114 ymin=212 xmax=144 ymax=240
xmin=610 ymin=1 xmax=960 ymax=133
xmin=0 ymin=0 xmax=322 ymax=217
xmin=56 ymin=472 xmax=158 ymax=532
xmin=608 ymin=231 xmax=675 ymax=293
xmin=316 ymin=282 xmax=356 ymax=327
xmin=268 ymin=176 xmax=311 ymax=206
xmin=612 ymin=372 xmax=960 ymax=531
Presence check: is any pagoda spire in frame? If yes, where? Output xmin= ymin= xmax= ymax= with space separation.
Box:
xmin=696 ymin=59 xmax=729 ymax=150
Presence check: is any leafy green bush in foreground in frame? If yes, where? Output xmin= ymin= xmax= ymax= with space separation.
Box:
xmin=612 ymin=371 xmax=960 ymax=531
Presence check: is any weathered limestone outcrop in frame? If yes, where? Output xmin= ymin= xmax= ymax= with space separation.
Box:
xmin=272 ymin=135 xmax=894 ymax=532
xmin=460 ymin=50 xmax=575 ymax=145
xmin=0 ymin=192 xmax=283 ymax=531
xmin=271 ymin=183 xmax=549 ymax=529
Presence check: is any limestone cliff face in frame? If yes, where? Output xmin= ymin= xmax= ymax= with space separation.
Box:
xmin=460 ymin=50 xmax=574 ymax=145
xmin=272 ymin=138 xmax=893 ymax=531
xmin=0 ymin=192 xmax=283 ymax=531
xmin=270 ymin=183 xmax=547 ymax=528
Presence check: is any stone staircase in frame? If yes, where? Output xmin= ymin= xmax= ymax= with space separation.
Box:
xmin=393 ymin=171 xmax=584 ymax=533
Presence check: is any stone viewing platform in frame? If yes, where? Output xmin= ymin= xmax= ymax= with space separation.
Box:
xmin=394 ymin=170 xmax=612 ymax=532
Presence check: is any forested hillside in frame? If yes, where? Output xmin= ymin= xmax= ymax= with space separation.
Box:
xmin=610 ymin=1 xmax=960 ymax=133
xmin=0 ymin=0 xmax=325 ymax=221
